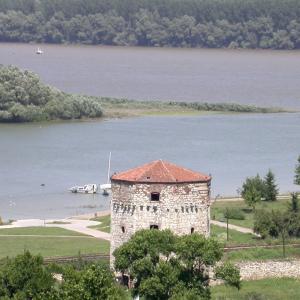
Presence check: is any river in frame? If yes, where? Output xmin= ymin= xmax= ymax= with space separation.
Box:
xmin=0 ymin=114 xmax=299 ymax=220
xmin=0 ymin=44 xmax=299 ymax=220
xmin=0 ymin=43 xmax=300 ymax=109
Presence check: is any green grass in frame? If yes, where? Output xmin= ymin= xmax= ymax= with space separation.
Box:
xmin=211 ymin=224 xmax=300 ymax=262
xmin=0 ymin=227 xmax=85 ymax=236
xmin=211 ymin=198 xmax=291 ymax=229
xmin=224 ymin=246 xmax=300 ymax=262
xmin=0 ymin=227 xmax=110 ymax=258
xmin=89 ymin=215 xmax=111 ymax=233
xmin=211 ymin=278 xmax=300 ymax=300
xmin=211 ymin=225 xmax=261 ymax=246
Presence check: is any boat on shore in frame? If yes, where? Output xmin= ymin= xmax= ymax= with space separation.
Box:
xmin=69 ymin=184 xmax=97 ymax=194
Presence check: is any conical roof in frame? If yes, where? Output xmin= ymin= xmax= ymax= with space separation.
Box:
xmin=111 ymin=160 xmax=211 ymax=183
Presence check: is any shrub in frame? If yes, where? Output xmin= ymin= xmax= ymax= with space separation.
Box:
xmin=223 ymin=208 xmax=245 ymax=220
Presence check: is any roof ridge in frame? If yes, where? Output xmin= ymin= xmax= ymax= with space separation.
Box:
xmin=138 ymin=160 xmax=156 ymax=179
xmin=160 ymin=160 xmax=177 ymax=182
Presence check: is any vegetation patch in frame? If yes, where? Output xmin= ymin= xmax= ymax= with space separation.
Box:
xmin=224 ymin=246 xmax=300 ymax=262
xmin=211 ymin=197 xmax=291 ymax=229
xmin=0 ymin=227 xmax=109 ymax=258
xmin=211 ymin=278 xmax=300 ymax=300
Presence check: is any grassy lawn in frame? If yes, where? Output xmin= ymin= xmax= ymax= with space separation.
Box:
xmin=0 ymin=227 xmax=109 ymax=258
xmin=224 ymin=246 xmax=300 ymax=262
xmin=211 ymin=198 xmax=291 ymax=229
xmin=89 ymin=215 xmax=111 ymax=233
xmin=211 ymin=224 xmax=261 ymax=246
xmin=0 ymin=227 xmax=85 ymax=236
xmin=211 ymin=278 xmax=300 ymax=300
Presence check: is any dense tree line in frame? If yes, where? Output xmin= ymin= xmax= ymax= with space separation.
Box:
xmin=0 ymin=65 xmax=103 ymax=122
xmin=0 ymin=0 xmax=300 ymax=49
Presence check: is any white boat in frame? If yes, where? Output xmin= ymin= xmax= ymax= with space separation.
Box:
xmin=100 ymin=152 xmax=112 ymax=196
xmin=36 ymin=47 xmax=43 ymax=54
xmin=69 ymin=184 xmax=98 ymax=194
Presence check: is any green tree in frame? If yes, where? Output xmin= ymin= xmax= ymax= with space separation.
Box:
xmin=271 ymin=210 xmax=291 ymax=258
xmin=294 ymin=155 xmax=300 ymax=185
xmin=0 ymin=251 xmax=55 ymax=299
xmin=114 ymin=229 xmax=240 ymax=300
xmin=263 ymin=169 xmax=278 ymax=201
xmin=288 ymin=192 xmax=299 ymax=213
xmin=44 ymin=262 xmax=128 ymax=300
xmin=241 ymin=175 xmax=264 ymax=210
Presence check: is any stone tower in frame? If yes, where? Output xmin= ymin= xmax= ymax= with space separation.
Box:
xmin=110 ymin=160 xmax=211 ymax=264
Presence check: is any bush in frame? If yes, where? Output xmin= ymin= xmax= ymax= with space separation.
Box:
xmin=223 ymin=208 xmax=245 ymax=220
xmin=253 ymin=209 xmax=277 ymax=238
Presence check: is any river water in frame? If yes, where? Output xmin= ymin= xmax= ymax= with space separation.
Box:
xmin=0 ymin=43 xmax=300 ymax=108
xmin=0 ymin=114 xmax=299 ymax=220
xmin=0 ymin=44 xmax=299 ymax=219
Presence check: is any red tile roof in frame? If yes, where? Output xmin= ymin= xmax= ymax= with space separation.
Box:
xmin=111 ymin=160 xmax=211 ymax=183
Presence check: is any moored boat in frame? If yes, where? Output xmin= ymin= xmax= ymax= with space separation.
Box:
xmin=69 ymin=184 xmax=97 ymax=194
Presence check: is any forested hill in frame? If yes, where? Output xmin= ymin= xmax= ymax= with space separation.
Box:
xmin=0 ymin=0 xmax=300 ymax=49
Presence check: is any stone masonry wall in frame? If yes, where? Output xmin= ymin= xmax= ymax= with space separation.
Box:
xmin=110 ymin=181 xmax=210 ymax=266
xmin=236 ymin=260 xmax=300 ymax=280
xmin=209 ymin=259 xmax=300 ymax=286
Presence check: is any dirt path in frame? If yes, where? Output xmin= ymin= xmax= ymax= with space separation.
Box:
xmin=211 ymin=220 xmax=258 ymax=236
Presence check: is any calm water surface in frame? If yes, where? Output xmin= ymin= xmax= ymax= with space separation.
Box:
xmin=0 ymin=43 xmax=300 ymax=108
xmin=0 ymin=114 xmax=299 ymax=220
xmin=0 ymin=44 xmax=299 ymax=219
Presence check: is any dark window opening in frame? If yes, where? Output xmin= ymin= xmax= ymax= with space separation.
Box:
xmin=121 ymin=226 xmax=125 ymax=233
xmin=191 ymin=227 xmax=195 ymax=234
xmin=150 ymin=224 xmax=159 ymax=230
xmin=151 ymin=192 xmax=160 ymax=201
xmin=122 ymin=275 xmax=129 ymax=287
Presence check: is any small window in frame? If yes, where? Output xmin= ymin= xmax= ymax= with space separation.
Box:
xmin=150 ymin=224 xmax=159 ymax=230
xmin=121 ymin=226 xmax=125 ymax=233
xmin=151 ymin=192 xmax=160 ymax=201
xmin=191 ymin=227 xmax=195 ymax=234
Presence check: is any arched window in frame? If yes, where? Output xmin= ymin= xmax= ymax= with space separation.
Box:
xmin=191 ymin=227 xmax=195 ymax=234
xmin=121 ymin=226 xmax=125 ymax=233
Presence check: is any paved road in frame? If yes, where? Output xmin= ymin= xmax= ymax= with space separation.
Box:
xmin=0 ymin=218 xmax=111 ymax=241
